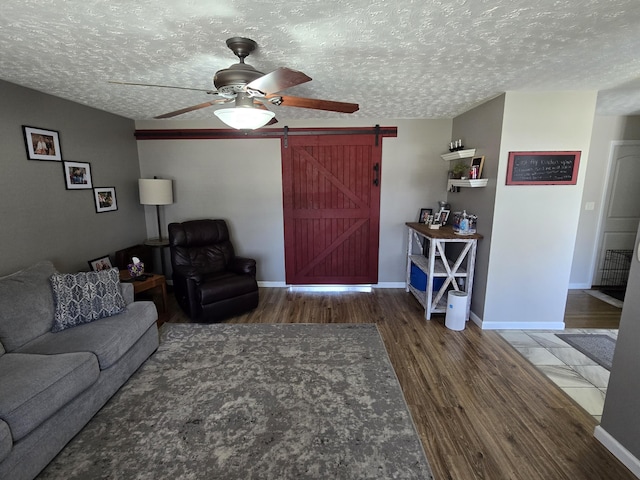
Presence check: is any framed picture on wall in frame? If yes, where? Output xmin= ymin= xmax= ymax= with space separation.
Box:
xmin=93 ymin=187 xmax=118 ymax=213
xmin=22 ymin=126 xmax=62 ymax=161
xmin=63 ymin=161 xmax=93 ymax=189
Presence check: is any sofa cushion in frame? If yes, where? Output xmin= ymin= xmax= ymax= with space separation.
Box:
xmin=0 ymin=352 xmax=99 ymax=442
xmin=50 ymin=268 xmax=126 ymax=332
xmin=0 ymin=419 xmax=10 ymax=463
xmin=17 ymin=301 xmax=158 ymax=370
xmin=0 ymin=261 xmax=57 ymax=351
xmin=0 ymin=341 xmax=4 ymax=356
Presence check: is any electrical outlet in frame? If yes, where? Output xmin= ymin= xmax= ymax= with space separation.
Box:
xmin=585 ymin=202 xmax=595 ymax=211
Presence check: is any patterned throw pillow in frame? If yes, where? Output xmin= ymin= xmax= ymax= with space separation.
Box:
xmin=50 ymin=268 xmax=126 ymax=332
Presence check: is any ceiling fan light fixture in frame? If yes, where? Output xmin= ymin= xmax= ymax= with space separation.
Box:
xmin=214 ymin=106 xmax=275 ymax=130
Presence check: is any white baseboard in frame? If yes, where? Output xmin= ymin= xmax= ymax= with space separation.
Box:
xmin=569 ymin=283 xmax=592 ymax=290
xmin=469 ymin=309 xmax=566 ymax=330
xmin=257 ymin=281 xmax=287 ymax=288
xmin=594 ymin=426 xmax=640 ymax=478
xmin=480 ymin=320 xmax=565 ymax=330
xmin=373 ymin=282 xmax=406 ymax=288
xmin=469 ymin=310 xmax=482 ymax=327
xmin=257 ymin=282 xmax=406 ymax=289
xmin=289 ymin=285 xmax=373 ymax=293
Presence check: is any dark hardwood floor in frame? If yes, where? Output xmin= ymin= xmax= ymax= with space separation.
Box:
xmin=159 ymin=288 xmax=630 ymax=479
xmin=564 ymin=289 xmax=622 ymax=329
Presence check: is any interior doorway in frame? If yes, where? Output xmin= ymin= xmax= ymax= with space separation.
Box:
xmin=592 ymin=141 xmax=640 ymax=300
xmin=281 ymin=134 xmax=382 ymax=285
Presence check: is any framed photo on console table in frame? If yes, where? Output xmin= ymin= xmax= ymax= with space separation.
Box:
xmin=419 ymin=208 xmax=433 ymax=223
xmin=93 ymin=187 xmax=118 ymax=213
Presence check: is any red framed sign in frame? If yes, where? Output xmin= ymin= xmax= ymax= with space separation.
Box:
xmin=506 ymin=151 xmax=581 ymax=185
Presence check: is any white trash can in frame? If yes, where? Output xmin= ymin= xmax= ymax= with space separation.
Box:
xmin=445 ymin=291 xmax=468 ymax=331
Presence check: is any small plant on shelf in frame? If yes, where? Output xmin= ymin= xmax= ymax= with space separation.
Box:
xmin=451 ymin=162 xmax=468 ymax=179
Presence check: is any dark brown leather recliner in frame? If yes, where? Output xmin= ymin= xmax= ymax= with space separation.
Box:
xmin=168 ymin=219 xmax=258 ymax=322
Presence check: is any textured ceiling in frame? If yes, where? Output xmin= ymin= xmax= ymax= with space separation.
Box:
xmin=2 ymin=0 xmax=640 ymax=122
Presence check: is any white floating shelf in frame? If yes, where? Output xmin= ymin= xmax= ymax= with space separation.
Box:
xmin=441 ymin=149 xmax=476 ymax=161
xmin=448 ymin=178 xmax=488 ymax=188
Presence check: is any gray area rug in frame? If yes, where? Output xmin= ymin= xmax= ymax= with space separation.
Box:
xmin=38 ymin=323 xmax=433 ymax=479
xmin=556 ymin=333 xmax=616 ymax=370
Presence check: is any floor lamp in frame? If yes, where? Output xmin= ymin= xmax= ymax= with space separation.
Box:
xmin=138 ymin=177 xmax=174 ymax=243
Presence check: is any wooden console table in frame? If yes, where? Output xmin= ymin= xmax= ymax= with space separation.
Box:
xmin=405 ymin=223 xmax=482 ymax=320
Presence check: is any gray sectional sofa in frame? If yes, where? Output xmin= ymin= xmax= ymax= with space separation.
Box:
xmin=0 ymin=261 xmax=159 ymax=480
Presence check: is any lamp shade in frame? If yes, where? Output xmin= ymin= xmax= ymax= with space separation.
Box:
xmin=214 ymin=107 xmax=275 ymax=130
xmin=138 ymin=179 xmax=173 ymax=205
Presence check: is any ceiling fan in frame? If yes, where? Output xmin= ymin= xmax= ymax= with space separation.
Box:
xmin=111 ymin=37 xmax=359 ymax=129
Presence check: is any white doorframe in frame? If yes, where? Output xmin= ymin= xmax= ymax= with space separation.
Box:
xmin=590 ymin=140 xmax=640 ymax=286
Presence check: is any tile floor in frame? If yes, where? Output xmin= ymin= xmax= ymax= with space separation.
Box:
xmin=498 ymin=329 xmax=617 ymax=422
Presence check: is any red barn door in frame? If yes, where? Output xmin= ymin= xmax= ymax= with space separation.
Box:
xmin=282 ymin=134 xmax=381 ymax=284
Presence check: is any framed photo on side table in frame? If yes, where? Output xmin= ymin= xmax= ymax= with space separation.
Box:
xmin=419 ymin=208 xmax=433 ymax=223
xmin=63 ymin=161 xmax=93 ymax=189
xmin=93 ymin=187 xmax=118 ymax=213
xmin=438 ymin=209 xmax=450 ymax=225
xmin=88 ymin=255 xmax=113 ymax=271
xmin=22 ymin=126 xmax=62 ymax=161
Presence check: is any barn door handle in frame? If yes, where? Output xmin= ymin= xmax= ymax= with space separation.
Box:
xmin=373 ymin=163 xmax=379 ymax=186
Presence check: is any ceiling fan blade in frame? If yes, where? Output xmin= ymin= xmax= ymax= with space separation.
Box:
xmin=154 ymin=99 xmax=229 ymax=119
xmin=246 ymin=67 xmax=311 ymax=95
xmin=267 ymin=95 xmax=359 ymax=114
xmin=109 ymin=80 xmax=215 ymax=93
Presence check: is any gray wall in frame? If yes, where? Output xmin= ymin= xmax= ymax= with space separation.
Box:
xmin=481 ymin=91 xmax=597 ymax=329
xmin=0 ymin=80 xmax=146 ymax=275
xmin=135 ymin=118 xmax=453 ymax=284
xmin=449 ymin=94 xmax=505 ymax=319
xmin=599 ymin=223 xmax=640 ymax=463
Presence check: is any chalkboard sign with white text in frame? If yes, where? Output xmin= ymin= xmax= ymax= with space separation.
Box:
xmin=506 ymin=151 xmax=581 ymax=185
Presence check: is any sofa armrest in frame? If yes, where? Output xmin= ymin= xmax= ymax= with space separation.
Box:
xmin=229 ymin=256 xmax=256 ymax=277
xmin=121 ymin=282 xmax=134 ymax=305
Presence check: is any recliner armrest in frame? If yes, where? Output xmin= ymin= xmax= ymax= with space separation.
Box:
xmin=172 ymin=265 xmax=206 ymax=283
xmin=229 ymin=256 xmax=256 ymax=277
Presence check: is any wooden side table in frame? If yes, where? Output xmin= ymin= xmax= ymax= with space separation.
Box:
xmin=119 ymin=271 xmax=167 ymax=313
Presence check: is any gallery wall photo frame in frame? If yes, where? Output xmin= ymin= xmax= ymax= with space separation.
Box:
xmin=22 ymin=125 xmax=62 ymax=161
xmin=506 ymin=151 xmax=581 ymax=185
xmin=93 ymin=187 xmax=118 ymax=213
xmin=63 ymin=161 xmax=93 ymax=189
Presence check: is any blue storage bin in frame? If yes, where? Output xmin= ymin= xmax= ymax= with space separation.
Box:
xmin=410 ymin=263 xmax=445 ymax=292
